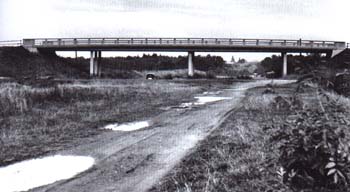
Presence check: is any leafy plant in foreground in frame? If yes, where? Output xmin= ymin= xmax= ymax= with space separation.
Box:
xmin=271 ymin=91 xmax=350 ymax=191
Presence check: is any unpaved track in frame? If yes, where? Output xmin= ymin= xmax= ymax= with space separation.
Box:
xmin=30 ymin=80 xmax=293 ymax=192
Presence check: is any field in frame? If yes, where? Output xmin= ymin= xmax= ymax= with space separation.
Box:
xmin=0 ymin=79 xmax=232 ymax=167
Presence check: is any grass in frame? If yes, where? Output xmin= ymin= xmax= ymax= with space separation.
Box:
xmin=326 ymin=91 xmax=350 ymax=109
xmin=0 ymin=79 xmax=215 ymax=167
xmin=149 ymin=85 xmax=293 ymax=192
xmin=150 ymin=82 xmax=350 ymax=192
xmin=244 ymin=93 xmax=277 ymax=111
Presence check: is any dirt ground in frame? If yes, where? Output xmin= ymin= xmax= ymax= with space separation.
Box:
xmin=24 ymin=80 xmax=293 ymax=192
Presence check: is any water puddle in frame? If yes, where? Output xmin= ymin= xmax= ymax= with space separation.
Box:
xmin=180 ymin=80 xmax=296 ymax=109
xmin=104 ymin=121 xmax=150 ymax=131
xmin=224 ymin=87 xmax=249 ymax=91
xmin=0 ymin=155 xmax=94 ymax=192
xmin=225 ymin=80 xmax=297 ymax=92
xmin=194 ymin=96 xmax=232 ymax=104
xmin=179 ymin=96 xmax=232 ymax=109
xmin=202 ymin=91 xmax=223 ymax=95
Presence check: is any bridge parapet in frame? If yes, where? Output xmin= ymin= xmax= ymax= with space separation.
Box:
xmin=0 ymin=40 xmax=23 ymax=47
xmin=23 ymin=38 xmax=346 ymax=50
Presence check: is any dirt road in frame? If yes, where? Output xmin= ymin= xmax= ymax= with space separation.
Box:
xmin=31 ymin=80 xmax=292 ymax=192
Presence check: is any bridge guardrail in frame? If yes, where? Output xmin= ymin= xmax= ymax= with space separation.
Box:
xmin=0 ymin=40 xmax=22 ymax=47
xmin=22 ymin=38 xmax=346 ymax=50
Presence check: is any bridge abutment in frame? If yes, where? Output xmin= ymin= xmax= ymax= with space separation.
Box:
xmin=188 ymin=51 xmax=194 ymax=77
xmin=282 ymin=52 xmax=288 ymax=78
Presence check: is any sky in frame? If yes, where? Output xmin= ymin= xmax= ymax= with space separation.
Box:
xmin=1 ymin=0 xmax=349 ymax=61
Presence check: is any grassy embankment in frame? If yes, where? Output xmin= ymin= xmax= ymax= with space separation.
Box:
xmin=150 ymin=82 xmax=350 ymax=192
xmin=0 ymin=79 xmax=230 ymax=167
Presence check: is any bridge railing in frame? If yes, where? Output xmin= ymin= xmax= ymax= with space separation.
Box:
xmin=0 ymin=40 xmax=22 ymax=47
xmin=25 ymin=38 xmax=346 ymax=49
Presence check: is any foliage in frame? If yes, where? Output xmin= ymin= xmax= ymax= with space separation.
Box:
xmin=237 ymin=58 xmax=247 ymax=64
xmin=270 ymin=81 xmax=350 ymax=191
xmin=231 ymin=56 xmax=236 ymax=63
xmin=0 ymin=47 xmax=87 ymax=79
xmin=162 ymin=74 xmax=173 ymax=80
xmin=87 ymin=54 xmax=226 ymax=72
xmin=260 ymin=54 xmax=325 ymax=77
xmin=187 ymin=72 xmax=216 ymax=79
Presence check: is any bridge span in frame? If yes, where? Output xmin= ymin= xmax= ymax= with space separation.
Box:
xmin=9 ymin=38 xmax=350 ymax=77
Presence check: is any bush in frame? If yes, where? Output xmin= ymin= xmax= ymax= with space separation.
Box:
xmin=188 ymin=72 xmax=216 ymax=79
xmin=270 ymin=92 xmax=350 ymax=190
xmin=162 ymin=74 xmax=173 ymax=80
xmin=261 ymin=54 xmax=325 ymax=78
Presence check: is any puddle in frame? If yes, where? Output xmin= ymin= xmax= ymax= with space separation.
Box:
xmin=0 ymin=155 xmax=94 ymax=192
xmin=179 ymin=102 xmax=195 ymax=108
xmin=178 ymin=96 xmax=232 ymax=108
xmin=0 ymin=77 xmax=12 ymax=80
xmin=178 ymin=80 xmax=296 ymax=109
xmin=225 ymin=80 xmax=297 ymax=92
xmin=105 ymin=121 xmax=150 ymax=131
xmin=202 ymin=91 xmax=223 ymax=95
xmin=194 ymin=96 xmax=232 ymax=104
xmin=224 ymin=87 xmax=249 ymax=91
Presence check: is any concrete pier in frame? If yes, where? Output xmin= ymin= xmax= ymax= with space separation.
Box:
xmin=90 ymin=51 xmax=95 ymax=76
xmin=97 ymin=51 xmax=102 ymax=77
xmin=188 ymin=51 xmax=194 ymax=77
xmin=90 ymin=51 xmax=102 ymax=77
xmin=282 ymin=52 xmax=288 ymax=77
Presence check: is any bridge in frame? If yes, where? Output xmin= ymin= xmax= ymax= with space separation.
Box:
xmin=2 ymin=38 xmax=348 ymax=77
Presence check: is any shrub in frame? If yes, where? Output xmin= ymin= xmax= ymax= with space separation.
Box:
xmin=162 ymin=74 xmax=173 ymax=80
xmin=271 ymin=92 xmax=350 ymax=190
xmin=187 ymin=72 xmax=216 ymax=79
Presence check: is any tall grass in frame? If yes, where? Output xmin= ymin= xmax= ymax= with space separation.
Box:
xmin=244 ymin=93 xmax=277 ymax=111
xmin=0 ymin=83 xmax=54 ymax=115
xmin=0 ymin=80 xmax=199 ymax=116
xmin=326 ymin=91 xmax=350 ymax=112
xmin=0 ymin=80 xmax=202 ymax=166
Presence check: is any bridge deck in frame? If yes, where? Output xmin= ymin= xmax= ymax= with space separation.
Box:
xmin=23 ymin=38 xmax=346 ymax=53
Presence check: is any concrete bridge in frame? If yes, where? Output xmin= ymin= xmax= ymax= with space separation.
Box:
xmin=6 ymin=38 xmax=349 ymax=77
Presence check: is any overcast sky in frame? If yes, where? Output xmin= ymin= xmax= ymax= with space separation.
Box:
xmin=1 ymin=0 xmax=349 ymax=61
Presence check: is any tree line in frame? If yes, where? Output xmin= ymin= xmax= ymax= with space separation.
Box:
xmin=73 ymin=54 xmax=226 ymax=71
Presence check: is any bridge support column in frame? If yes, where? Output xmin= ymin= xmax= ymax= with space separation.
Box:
xmin=188 ymin=51 xmax=194 ymax=77
xmin=90 ymin=51 xmax=95 ymax=77
xmin=97 ymin=51 xmax=102 ymax=77
xmin=90 ymin=51 xmax=102 ymax=77
xmin=282 ymin=52 xmax=288 ymax=78
xmin=94 ymin=51 xmax=98 ymax=76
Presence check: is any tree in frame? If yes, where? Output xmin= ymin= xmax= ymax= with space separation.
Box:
xmin=231 ymin=56 xmax=236 ymax=63
xmin=237 ymin=58 xmax=247 ymax=64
